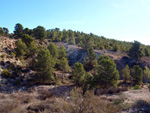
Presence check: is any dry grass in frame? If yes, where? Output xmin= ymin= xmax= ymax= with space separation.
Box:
xmin=37 ymin=89 xmax=55 ymax=100
xmin=96 ymin=86 xmax=128 ymax=95
xmin=0 ymin=85 xmax=150 ymax=113
xmin=0 ymin=87 xmax=120 ymax=113
xmin=67 ymin=90 xmax=119 ymax=113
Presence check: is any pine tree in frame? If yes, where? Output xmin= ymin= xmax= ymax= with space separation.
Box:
xmin=15 ymin=39 xmax=27 ymax=57
xmin=84 ymin=47 xmax=97 ymax=70
xmin=33 ymin=26 xmax=47 ymax=40
xmin=94 ymin=55 xmax=120 ymax=87
xmin=27 ymin=41 xmax=37 ymax=57
xmin=47 ymin=42 xmax=59 ymax=59
xmin=14 ymin=23 xmax=24 ymax=38
xmin=57 ymin=57 xmax=71 ymax=73
xmin=3 ymin=27 xmax=9 ymax=36
xmin=21 ymin=34 xmax=34 ymax=46
xmin=132 ymin=65 xmax=143 ymax=84
xmin=58 ymin=45 xmax=67 ymax=59
xmin=129 ymin=41 xmax=141 ymax=58
xmin=122 ymin=65 xmax=130 ymax=83
xmin=33 ymin=48 xmax=55 ymax=84
xmin=0 ymin=27 xmax=5 ymax=36
xmin=72 ymin=62 xmax=86 ymax=86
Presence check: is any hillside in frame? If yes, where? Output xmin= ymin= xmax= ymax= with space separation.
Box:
xmin=1 ymin=35 xmax=150 ymax=88
xmin=1 ymin=33 xmax=150 ymax=112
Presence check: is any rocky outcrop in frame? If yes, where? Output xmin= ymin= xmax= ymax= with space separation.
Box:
xmin=53 ymin=71 xmax=71 ymax=79
xmin=55 ymin=42 xmax=103 ymax=66
xmin=0 ymin=36 xmax=16 ymax=51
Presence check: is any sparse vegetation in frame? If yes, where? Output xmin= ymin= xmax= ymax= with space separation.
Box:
xmin=0 ymin=23 xmax=150 ymax=113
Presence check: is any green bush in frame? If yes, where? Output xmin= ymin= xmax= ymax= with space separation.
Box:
xmin=2 ymin=69 xmax=12 ymax=78
xmin=20 ymin=59 xmax=26 ymax=66
xmin=113 ymin=98 xmax=124 ymax=106
xmin=133 ymin=85 xmax=140 ymax=90
xmin=11 ymin=52 xmax=16 ymax=58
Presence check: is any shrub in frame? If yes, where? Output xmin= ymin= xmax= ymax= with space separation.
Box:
xmin=20 ymin=59 xmax=26 ymax=66
xmin=69 ymin=89 xmax=119 ymax=113
xmin=37 ymin=90 xmax=55 ymax=100
xmin=1 ymin=53 xmax=6 ymax=58
xmin=133 ymin=85 xmax=140 ymax=90
xmin=14 ymin=79 xmax=21 ymax=85
xmin=11 ymin=52 xmax=16 ymax=58
xmin=28 ymin=89 xmax=119 ymax=113
xmin=113 ymin=94 xmax=131 ymax=110
xmin=96 ymin=87 xmax=128 ymax=95
xmin=114 ymin=98 xmax=124 ymax=105
xmin=2 ymin=69 xmax=12 ymax=78
xmin=0 ymin=99 xmax=20 ymax=113
xmin=56 ymin=57 xmax=71 ymax=73
xmin=15 ymin=39 xmax=27 ymax=57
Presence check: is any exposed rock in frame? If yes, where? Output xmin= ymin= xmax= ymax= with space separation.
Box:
xmin=55 ymin=42 xmax=150 ymax=82
xmin=53 ymin=71 xmax=71 ymax=79
xmin=0 ymin=36 xmax=16 ymax=51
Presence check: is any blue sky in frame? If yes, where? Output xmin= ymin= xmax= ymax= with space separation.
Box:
xmin=1 ymin=0 xmax=150 ymax=45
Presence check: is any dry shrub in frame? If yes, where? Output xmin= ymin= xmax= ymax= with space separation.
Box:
xmin=27 ymin=104 xmax=46 ymax=113
xmin=37 ymin=90 xmax=55 ymax=100
xmin=0 ymin=87 xmax=120 ymax=113
xmin=27 ymin=98 xmax=69 ymax=113
xmin=0 ymin=92 xmax=34 ymax=113
xmin=96 ymin=87 xmax=128 ymax=95
xmin=0 ymin=99 xmax=20 ymax=113
xmin=9 ymin=92 xmax=33 ymax=104
xmin=28 ymin=89 xmax=119 ymax=113
xmin=68 ymin=89 xmax=119 ymax=113
xmin=0 ymin=93 xmax=6 ymax=99
xmin=1 ymin=53 xmax=6 ymax=58
xmin=27 ymin=87 xmax=35 ymax=93
xmin=20 ymin=95 xmax=33 ymax=104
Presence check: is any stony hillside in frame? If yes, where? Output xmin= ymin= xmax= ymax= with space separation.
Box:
xmin=55 ymin=42 xmax=150 ymax=81
xmin=1 ymin=36 xmax=150 ymax=112
xmin=1 ymin=36 xmax=150 ymax=81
